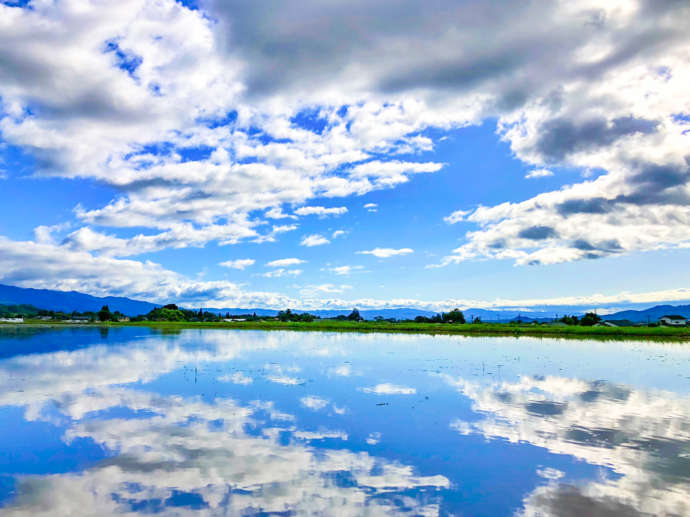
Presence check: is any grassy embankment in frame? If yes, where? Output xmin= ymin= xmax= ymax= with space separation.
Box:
xmin=7 ymin=318 xmax=690 ymax=340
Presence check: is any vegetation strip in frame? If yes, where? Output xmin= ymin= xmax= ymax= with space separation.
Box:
xmin=5 ymin=319 xmax=689 ymax=341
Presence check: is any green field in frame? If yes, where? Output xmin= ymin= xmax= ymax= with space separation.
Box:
xmin=5 ymin=318 xmax=690 ymax=340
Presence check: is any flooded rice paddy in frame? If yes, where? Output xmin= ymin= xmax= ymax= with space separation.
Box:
xmin=0 ymin=326 xmax=688 ymax=516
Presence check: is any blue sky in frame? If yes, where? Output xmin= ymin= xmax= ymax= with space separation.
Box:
xmin=0 ymin=0 xmax=689 ymax=312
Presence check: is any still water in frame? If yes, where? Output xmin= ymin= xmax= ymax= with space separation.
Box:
xmin=0 ymin=326 xmax=688 ymax=516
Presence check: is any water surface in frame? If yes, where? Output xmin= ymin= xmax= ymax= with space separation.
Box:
xmin=0 ymin=327 xmax=688 ymax=516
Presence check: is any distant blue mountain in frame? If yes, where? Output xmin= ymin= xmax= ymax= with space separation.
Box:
xmin=203 ymin=307 xmax=438 ymax=320
xmin=2 ymin=283 xmax=688 ymax=323
xmin=602 ymin=305 xmax=690 ymax=323
xmin=0 ymin=284 xmax=158 ymax=316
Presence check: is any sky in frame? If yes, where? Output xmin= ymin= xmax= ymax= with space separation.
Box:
xmin=0 ymin=0 xmax=689 ymax=313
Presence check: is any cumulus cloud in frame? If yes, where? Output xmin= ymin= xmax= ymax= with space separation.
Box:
xmin=1 ymin=0 xmax=689 ymax=301
xmin=300 ymin=234 xmax=330 ymax=247
xmin=331 ymin=230 xmax=346 ymax=239
xmin=363 ymin=203 xmax=378 ymax=213
xmin=1 ymin=236 xmax=690 ymax=312
xmin=0 ymin=0 xmax=455 ymax=259
xmin=0 ymin=236 xmax=296 ymax=307
xmin=220 ymin=258 xmax=255 ymax=270
xmin=266 ymin=258 xmax=306 ymax=267
xmin=294 ymin=206 xmax=348 ymax=217
xmin=357 ymin=247 xmax=413 ymax=258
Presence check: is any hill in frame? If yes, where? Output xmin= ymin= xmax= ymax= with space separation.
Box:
xmin=603 ymin=304 xmax=690 ymax=323
xmin=0 ymin=284 xmax=158 ymax=316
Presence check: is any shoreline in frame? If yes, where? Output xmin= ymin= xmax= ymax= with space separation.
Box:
xmin=3 ymin=319 xmax=689 ymax=341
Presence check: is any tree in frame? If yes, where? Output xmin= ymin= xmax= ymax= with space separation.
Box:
xmin=348 ymin=308 xmax=362 ymax=321
xmin=278 ymin=308 xmax=292 ymax=322
xmin=442 ymin=308 xmax=465 ymax=324
xmin=163 ymin=304 xmax=179 ymax=310
xmin=558 ymin=315 xmax=579 ymax=325
xmin=98 ymin=305 xmax=112 ymax=322
xmin=580 ymin=312 xmax=602 ymax=326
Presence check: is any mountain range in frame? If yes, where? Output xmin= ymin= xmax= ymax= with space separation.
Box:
xmin=0 ymin=284 xmax=158 ymax=316
xmin=0 ymin=283 xmax=688 ymax=322
xmin=601 ymin=305 xmax=690 ymax=323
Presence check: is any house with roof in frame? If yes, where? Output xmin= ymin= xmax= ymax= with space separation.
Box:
xmin=659 ymin=315 xmax=688 ymax=326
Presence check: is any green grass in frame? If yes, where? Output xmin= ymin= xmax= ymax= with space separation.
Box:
xmin=7 ymin=318 xmax=690 ymax=341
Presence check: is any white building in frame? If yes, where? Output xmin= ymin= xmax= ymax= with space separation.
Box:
xmin=0 ymin=317 xmax=24 ymax=323
xmin=659 ymin=315 xmax=688 ymax=326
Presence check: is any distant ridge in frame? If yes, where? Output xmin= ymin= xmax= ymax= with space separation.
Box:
xmin=1 ymin=283 xmax=688 ymax=322
xmin=203 ymin=307 xmax=438 ymax=320
xmin=0 ymin=284 xmax=158 ymax=316
xmin=602 ymin=304 xmax=690 ymax=323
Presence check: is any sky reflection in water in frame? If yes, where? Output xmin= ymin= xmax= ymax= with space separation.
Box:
xmin=0 ymin=327 xmax=688 ymax=516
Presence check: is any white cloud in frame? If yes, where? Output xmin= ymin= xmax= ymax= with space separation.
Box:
xmin=0 ymin=1 xmax=459 ymax=258
xmin=0 ymin=236 xmax=290 ymax=308
xmin=265 ymin=207 xmax=298 ymax=220
xmin=443 ymin=210 xmax=470 ymax=224
xmin=266 ymin=258 xmax=306 ymax=267
xmin=357 ymin=248 xmax=413 ymax=258
xmin=0 ymin=0 xmax=687 ymax=275
xmin=300 ymin=234 xmax=330 ymax=247
xmin=295 ymin=206 xmax=348 ymax=217
xmin=366 ymin=432 xmax=382 ymax=445
xmin=325 ymin=265 xmax=364 ymax=276
xmin=300 ymin=396 xmax=330 ymax=411
xmin=525 ymin=168 xmax=554 ymax=179
xmin=33 ymin=222 xmax=71 ymax=245
xmin=360 ymin=383 xmax=416 ymax=395
xmin=349 ymin=161 xmax=444 ymax=188
xmin=2 ymin=236 xmax=690 ymax=313
xmin=252 ymin=224 xmax=299 ymax=244
xmin=300 ymin=284 xmax=352 ymax=297
xmin=261 ymin=268 xmax=303 ymax=278
xmin=332 ymin=230 xmax=346 ymax=239
xmin=220 ymin=258 xmax=255 ymax=270
xmin=363 ymin=203 xmax=378 ymax=213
